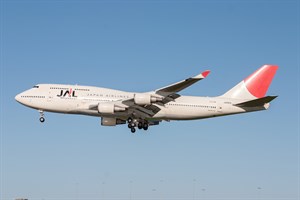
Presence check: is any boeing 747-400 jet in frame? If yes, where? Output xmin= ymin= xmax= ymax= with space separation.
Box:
xmin=15 ymin=65 xmax=278 ymax=133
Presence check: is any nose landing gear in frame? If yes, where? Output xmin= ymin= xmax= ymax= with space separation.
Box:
xmin=40 ymin=117 xmax=45 ymax=123
xmin=39 ymin=110 xmax=45 ymax=123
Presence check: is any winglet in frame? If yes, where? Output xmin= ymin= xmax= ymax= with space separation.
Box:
xmin=194 ymin=70 xmax=210 ymax=79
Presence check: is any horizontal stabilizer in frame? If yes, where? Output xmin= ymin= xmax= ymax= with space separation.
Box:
xmin=234 ymin=96 xmax=278 ymax=107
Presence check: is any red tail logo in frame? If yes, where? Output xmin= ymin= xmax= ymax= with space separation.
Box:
xmin=244 ymin=65 xmax=278 ymax=98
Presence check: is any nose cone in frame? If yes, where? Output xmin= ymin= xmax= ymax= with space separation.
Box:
xmin=15 ymin=92 xmax=26 ymax=105
xmin=15 ymin=91 xmax=34 ymax=108
xmin=15 ymin=93 xmax=21 ymax=103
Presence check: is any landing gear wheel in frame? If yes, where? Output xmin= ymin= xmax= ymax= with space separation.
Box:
xmin=131 ymin=128 xmax=136 ymax=133
xmin=128 ymin=117 xmax=133 ymax=123
xmin=138 ymin=122 xmax=143 ymax=129
xmin=39 ymin=117 xmax=45 ymax=123
xmin=128 ymin=123 xmax=132 ymax=129
xmin=143 ymin=123 xmax=149 ymax=130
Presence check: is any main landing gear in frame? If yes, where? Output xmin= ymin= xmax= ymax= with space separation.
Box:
xmin=39 ymin=110 xmax=45 ymax=123
xmin=127 ymin=117 xmax=149 ymax=133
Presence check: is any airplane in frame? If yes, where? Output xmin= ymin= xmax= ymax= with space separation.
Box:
xmin=15 ymin=64 xmax=278 ymax=133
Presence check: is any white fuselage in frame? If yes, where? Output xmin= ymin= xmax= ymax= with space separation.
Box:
xmin=15 ymin=84 xmax=267 ymax=121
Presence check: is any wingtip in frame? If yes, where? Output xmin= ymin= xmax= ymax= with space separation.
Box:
xmin=201 ymin=70 xmax=210 ymax=78
xmin=193 ymin=70 xmax=210 ymax=79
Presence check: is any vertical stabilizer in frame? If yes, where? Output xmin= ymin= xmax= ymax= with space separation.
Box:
xmin=221 ymin=65 xmax=278 ymax=100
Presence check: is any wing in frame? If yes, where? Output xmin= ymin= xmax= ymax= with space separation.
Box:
xmin=155 ymin=70 xmax=210 ymax=96
xmin=154 ymin=70 xmax=210 ymax=103
xmin=122 ymin=70 xmax=210 ymax=116
xmin=89 ymin=69 xmax=210 ymax=120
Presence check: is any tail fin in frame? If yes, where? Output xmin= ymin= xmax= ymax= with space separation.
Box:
xmin=221 ymin=65 xmax=278 ymax=100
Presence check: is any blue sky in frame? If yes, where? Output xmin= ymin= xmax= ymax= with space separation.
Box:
xmin=1 ymin=0 xmax=299 ymax=199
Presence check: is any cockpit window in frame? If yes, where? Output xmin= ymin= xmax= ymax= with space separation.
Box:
xmin=33 ymin=85 xmax=39 ymax=88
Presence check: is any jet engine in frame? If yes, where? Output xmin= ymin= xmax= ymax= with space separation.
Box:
xmin=134 ymin=93 xmax=163 ymax=105
xmin=101 ymin=117 xmax=126 ymax=126
xmin=98 ymin=103 xmax=126 ymax=114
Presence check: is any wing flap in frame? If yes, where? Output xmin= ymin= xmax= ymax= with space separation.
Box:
xmin=161 ymin=93 xmax=181 ymax=104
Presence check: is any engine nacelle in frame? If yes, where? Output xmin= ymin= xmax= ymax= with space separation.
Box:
xmin=134 ymin=93 xmax=163 ymax=105
xmin=101 ymin=117 xmax=126 ymax=126
xmin=98 ymin=103 xmax=126 ymax=114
